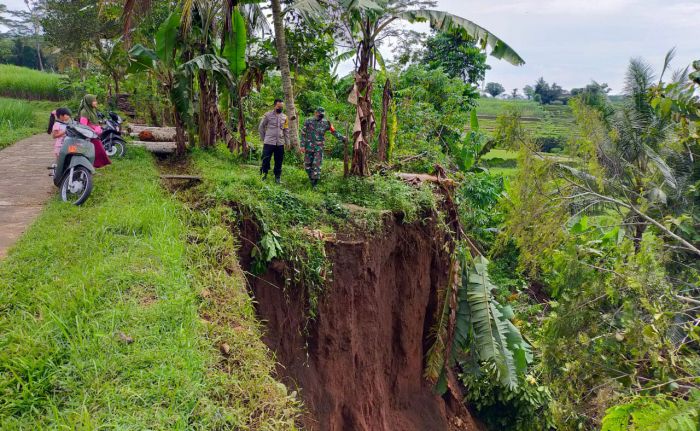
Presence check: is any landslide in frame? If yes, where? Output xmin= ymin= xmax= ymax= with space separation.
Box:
xmin=235 ymin=209 xmax=483 ymax=431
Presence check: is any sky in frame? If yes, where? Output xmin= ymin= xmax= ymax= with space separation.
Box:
xmin=3 ymin=0 xmax=698 ymax=94
xmin=388 ymin=0 xmax=699 ymax=94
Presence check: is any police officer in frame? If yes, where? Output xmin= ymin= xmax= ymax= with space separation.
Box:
xmin=301 ymin=107 xmax=347 ymax=188
xmin=258 ymin=98 xmax=289 ymax=183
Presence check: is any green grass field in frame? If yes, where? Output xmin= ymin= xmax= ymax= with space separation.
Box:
xmin=196 ymin=146 xmax=437 ymax=229
xmin=0 ymin=97 xmax=57 ymax=150
xmin=0 ymin=148 xmax=300 ymax=429
xmin=0 ymin=65 xmax=64 ymax=100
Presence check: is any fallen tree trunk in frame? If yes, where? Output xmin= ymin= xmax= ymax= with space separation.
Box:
xmin=130 ymin=140 xmax=177 ymax=154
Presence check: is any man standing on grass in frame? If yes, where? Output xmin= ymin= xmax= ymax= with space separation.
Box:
xmin=259 ymin=98 xmax=289 ymax=184
xmin=302 ymin=107 xmax=347 ymax=189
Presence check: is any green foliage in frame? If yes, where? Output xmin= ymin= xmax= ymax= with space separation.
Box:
xmin=426 ymin=245 xmax=531 ymax=394
xmin=222 ymin=7 xmax=247 ymax=77
xmin=485 ymin=82 xmax=505 ymax=97
xmin=392 ymin=64 xmax=477 ymax=170
xmin=0 ymin=97 xmax=57 ymax=150
xmin=0 ymin=97 xmax=38 ymax=130
xmin=501 ymin=141 xmax=569 ymax=275
xmin=155 ymin=10 xmax=181 ymax=65
xmin=461 ymin=254 xmax=532 ymax=388
xmin=461 ymin=371 xmax=555 ymax=431
xmin=42 ymin=0 xmax=120 ymax=53
xmin=456 ymin=171 xmax=504 ymax=243
xmin=251 ymin=225 xmax=283 ymax=274
xmin=0 ymin=64 xmax=63 ymax=100
xmin=0 ymin=36 xmax=57 ymax=70
xmin=448 ymin=110 xmax=490 ymax=172
xmin=475 ymin=98 xmax=574 ymax=151
xmin=602 ymin=392 xmax=700 ymax=431
xmin=533 ymin=77 xmax=567 ymax=105
xmin=396 ymin=9 xmax=524 ymax=66
xmin=422 ymin=31 xmax=490 ymax=85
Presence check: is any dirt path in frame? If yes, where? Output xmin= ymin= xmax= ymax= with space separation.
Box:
xmin=0 ymin=134 xmax=55 ymax=259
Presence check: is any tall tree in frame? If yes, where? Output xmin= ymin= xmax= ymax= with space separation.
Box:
xmin=270 ymin=0 xmax=300 ymax=150
xmin=485 ymin=82 xmax=504 ymax=97
xmin=422 ymin=30 xmax=489 ymax=85
xmin=2 ymin=0 xmax=47 ymax=70
xmin=298 ymin=0 xmax=524 ymax=176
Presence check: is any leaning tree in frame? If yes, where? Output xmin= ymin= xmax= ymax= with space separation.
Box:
xmin=297 ymin=0 xmax=524 ymax=176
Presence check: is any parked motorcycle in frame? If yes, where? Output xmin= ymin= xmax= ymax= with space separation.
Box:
xmin=49 ymin=122 xmax=97 ymax=205
xmin=99 ymin=111 xmax=126 ymax=158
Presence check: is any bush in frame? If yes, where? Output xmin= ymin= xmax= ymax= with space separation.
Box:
xmin=0 ymin=65 xmax=64 ymax=100
xmin=0 ymin=97 xmax=57 ymax=149
xmin=534 ymin=136 xmax=564 ymax=153
xmin=461 ymin=368 xmax=555 ymax=431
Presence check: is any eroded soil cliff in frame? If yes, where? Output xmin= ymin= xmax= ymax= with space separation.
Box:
xmin=236 ymin=211 xmax=482 ymax=431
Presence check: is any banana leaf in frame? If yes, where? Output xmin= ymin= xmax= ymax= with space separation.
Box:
xmin=181 ymin=54 xmax=235 ymax=88
xmin=395 ymin=9 xmax=525 ymax=66
xmin=127 ymin=44 xmax=158 ymax=73
xmin=462 ymin=254 xmax=530 ymax=388
xmin=223 ymin=6 xmax=247 ymax=77
xmin=156 ymin=10 xmax=181 ymax=65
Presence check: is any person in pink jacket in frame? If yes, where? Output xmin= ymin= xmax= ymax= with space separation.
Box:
xmin=47 ymin=107 xmax=72 ymax=157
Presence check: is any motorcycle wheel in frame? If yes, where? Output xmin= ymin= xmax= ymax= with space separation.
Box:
xmin=60 ymin=166 xmax=93 ymax=205
xmin=104 ymin=138 xmax=126 ymax=158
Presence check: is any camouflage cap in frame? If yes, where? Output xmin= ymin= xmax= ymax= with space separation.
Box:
xmin=315 ymin=107 xmax=325 ymax=113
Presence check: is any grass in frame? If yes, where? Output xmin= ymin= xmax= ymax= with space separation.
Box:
xmin=0 ymin=148 xmax=300 ymax=429
xmin=195 ymin=146 xmax=438 ymax=235
xmin=0 ymin=65 xmax=64 ymax=101
xmin=0 ymin=97 xmax=58 ymax=150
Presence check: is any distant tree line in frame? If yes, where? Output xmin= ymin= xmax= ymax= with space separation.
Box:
xmin=521 ymin=78 xmax=612 ymax=105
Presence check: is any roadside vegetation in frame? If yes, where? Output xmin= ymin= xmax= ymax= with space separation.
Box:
xmin=0 ymin=148 xmax=300 ymax=429
xmin=0 ymin=97 xmax=56 ymax=149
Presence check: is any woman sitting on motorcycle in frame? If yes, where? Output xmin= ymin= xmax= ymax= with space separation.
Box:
xmin=78 ymin=94 xmax=111 ymax=168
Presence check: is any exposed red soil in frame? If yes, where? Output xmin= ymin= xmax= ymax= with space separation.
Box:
xmin=236 ymin=211 xmax=483 ymax=431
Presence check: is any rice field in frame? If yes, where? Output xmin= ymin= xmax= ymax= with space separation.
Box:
xmin=474 ymin=98 xmax=575 ymax=143
xmin=0 ymin=65 xmax=64 ymax=101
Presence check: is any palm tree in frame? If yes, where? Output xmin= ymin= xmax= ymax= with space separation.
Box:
xmin=297 ymin=0 xmax=524 ymax=176
xmin=270 ymin=0 xmax=300 ymax=150
xmin=557 ymin=50 xmax=700 ymax=256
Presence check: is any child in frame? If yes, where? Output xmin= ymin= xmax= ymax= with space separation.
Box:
xmin=47 ymin=107 xmax=72 ymax=157
xmin=77 ymin=94 xmax=111 ymax=168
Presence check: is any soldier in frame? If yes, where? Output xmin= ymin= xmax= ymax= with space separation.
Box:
xmin=258 ymin=99 xmax=289 ymax=184
xmin=301 ymin=107 xmax=347 ymax=188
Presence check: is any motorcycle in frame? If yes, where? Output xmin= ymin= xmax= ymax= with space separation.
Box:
xmin=49 ymin=122 xmax=97 ymax=205
xmin=99 ymin=111 xmax=127 ymax=158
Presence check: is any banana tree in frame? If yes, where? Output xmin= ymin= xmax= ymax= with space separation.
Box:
xmin=128 ymin=9 xmax=235 ymax=155
xmin=296 ymin=0 xmax=524 ymax=176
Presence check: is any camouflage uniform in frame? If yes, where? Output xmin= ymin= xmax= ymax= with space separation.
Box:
xmin=301 ymin=116 xmax=345 ymax=180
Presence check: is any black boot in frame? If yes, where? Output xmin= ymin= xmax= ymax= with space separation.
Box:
xmin=275 ymin=176 xmax=281 ymax=184
xmin=261 ymin=171 xmax=267 ymax=181
xmin=311 ymin=178 xmax=318 ymax=189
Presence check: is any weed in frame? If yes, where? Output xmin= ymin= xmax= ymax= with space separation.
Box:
xmin=0 ymin=97 xmax=58 ymax=150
